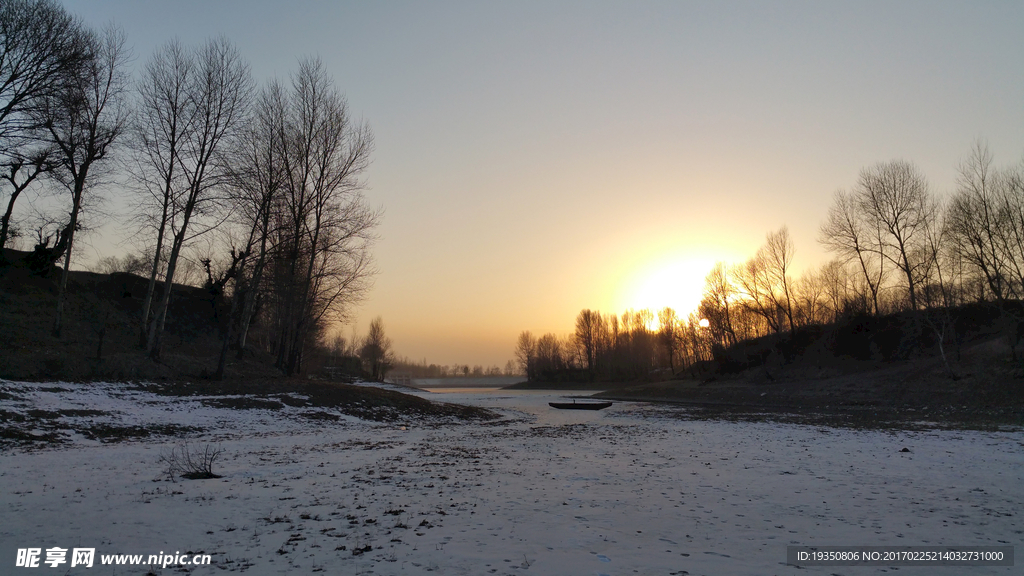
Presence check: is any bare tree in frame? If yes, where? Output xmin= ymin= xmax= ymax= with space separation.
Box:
xmin=0 ymin=0 xmax=87 ymax=148
xmin=574 ymin=308 xmax=602 ymax=373
xmin=93 ymin=251 xmax=148 ymax=275
xmin=679 ymin=310 xmax=713 ymax=367
xmin=792 ymin=268 xmax=824 ymax=326
xmin=699 ymin=262 xmax=738 ymax=346
xmin=736 ymin=228 xmax=795 ymax=335
xmin=996 ymin=164 xmax=1024 ymax=298
xmin=657 ymin=307 xmax=680 ymax=373
xmin=737 ymin=255 xmax=777 ymax=334
xmin=855 ymin=160 xmax=933 ymax=311
xmin=146 ymin=37 xmax=253 ymax=360
xmin=359 ymin=316 xmax=393 ymax=381
xmin=0 ymin=0 xmax=89 ymax=253
xmin=763 ymin=226 xmax=796 ymax=331
xmin=514 ymin=330 xmax=536 ymax=379
xmin=946 ymin=142 xmax=1009 ymax=302
xmin=818 ymin=258 xmax=854 ymax=321
xmin=209 ymin=81 xmax=289 ymax=379
xmin=128 ymin=39 xmax=194 ymax=347
xmin=534 ymin=332 xmax=569 ymax=376
xmin=993 ymin=163 xmax=1024 ymax=359
xmin=37 ymin=24 xmax=130 ymax=337
xmin=1 ymin=146 xmax=52 ymax=251
xmin=225 ymin=80 xmax=287 ymax=358
xmin=618 ymin=308 xmax=656 ymax=374
xmin=819 ymin=189 xmax=884 ymax=314
xmin=267 ymin=57 xmax=377 ymax=375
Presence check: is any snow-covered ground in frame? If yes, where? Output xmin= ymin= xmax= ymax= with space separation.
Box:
xmin=1 ymin=380 xmax=1020 ymax=575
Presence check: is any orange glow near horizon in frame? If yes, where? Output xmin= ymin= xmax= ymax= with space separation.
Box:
xmin=617 ymin=255 xmax=716 ymax=322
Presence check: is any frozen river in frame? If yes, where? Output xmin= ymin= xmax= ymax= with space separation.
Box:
xmin=1 ymin=380 xmax=1020 ymax=575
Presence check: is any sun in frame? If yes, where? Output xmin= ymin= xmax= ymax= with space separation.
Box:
xmin=619 ymin=255 xmax=716 ymax=321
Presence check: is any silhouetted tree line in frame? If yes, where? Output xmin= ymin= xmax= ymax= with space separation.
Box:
xmin=389 ymin=359 xmax=516 ymax=379
xmin=318 ymin=316 xmax=395 ymax=381
xmin=517 ymin=144 xmax=1024 ymax=381
xmin=0 ymin=0 xmax=379 ymax=377
xmin=318 ymin=318 xmax=516 ymax=382
xmin=515 ymin=308 xmax=665 ymax=382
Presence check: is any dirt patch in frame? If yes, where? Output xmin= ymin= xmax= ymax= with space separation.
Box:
xmin=201 ymin=397 xmax=285 ymax=410
xmin=25 ymin=408 xmax=108 ymax=419
xmin=80 ymin=423 xmax=202 ymax=443
xmin=302 ymin=411 xmax=341 ymax=421
xmin=134 ymin=379 xmax=499 ymax=423
xmin=24 ymin=409 xmax=62 ymax=419
xmin=0 ymin=426 xmax=61 ymax=444
xmin=628 ymin=404 xmax=1016 ymax=432
xmin=59 ymin=409 xmax=108 ymax=417
xmin=304 ymin=382 xmax=498 ymax=422
xmin=0 ymin=409 xmax=27 ymax=422
xmin=277 ymin=394 xmax=310 ymax=408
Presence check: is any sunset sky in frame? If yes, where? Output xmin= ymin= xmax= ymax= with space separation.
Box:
xmin=63 ymin=0 xmax=1024 ymax=367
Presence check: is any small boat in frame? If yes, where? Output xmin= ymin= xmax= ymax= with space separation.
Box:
xmin=548 ymin=400 xmax=612 ymax=410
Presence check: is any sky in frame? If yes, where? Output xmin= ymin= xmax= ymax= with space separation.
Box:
xmin=61 ymin=0 xmax=1024 ymax=368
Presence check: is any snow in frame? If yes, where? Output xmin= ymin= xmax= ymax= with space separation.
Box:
xmin=1 ymin=380 xmax=1021 ymax=575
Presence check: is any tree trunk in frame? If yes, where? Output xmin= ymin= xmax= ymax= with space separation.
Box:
xmin=52 ymin=184 xmax=84 ymax=338
xmin=214 ymin=281 xmax=242 ymax=380
xmin=0 ymin=187 xmax=25 ymax=253
xmin=139 ymin=198 xmax=170 ymax=348
xmin=235 ymin=228 xmax=269 ymax=358
xmin=148 ymin=234 xmax=184 ymax=360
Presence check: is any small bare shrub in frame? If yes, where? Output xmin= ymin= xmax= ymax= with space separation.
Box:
xmin=159 ymin=440 xmax=223 ymax=480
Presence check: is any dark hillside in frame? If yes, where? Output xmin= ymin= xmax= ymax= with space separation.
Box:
xmin=0 ymin=250 xmax=505 ymax=424
xmin=598 ymin=305 xmax=1024 ymax=427
xmin=699 ymin=302 xmax=1021 ymax=375
xmin=1 ymin=248 xmax=264 ymax=381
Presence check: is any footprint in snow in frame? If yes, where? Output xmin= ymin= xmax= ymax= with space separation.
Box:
xmin=596 ymin=554 xmax=610 ymax=562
